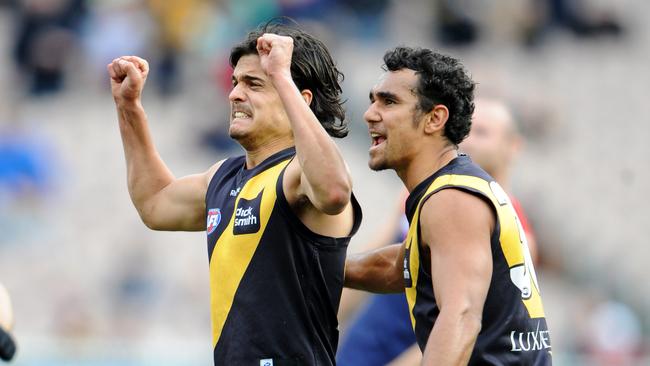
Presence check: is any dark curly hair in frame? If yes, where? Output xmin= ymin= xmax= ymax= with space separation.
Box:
xmin=383 ymin=47 xmax=475 ymax=145
xmin=230 ymin=20 xmax=348 ymax=138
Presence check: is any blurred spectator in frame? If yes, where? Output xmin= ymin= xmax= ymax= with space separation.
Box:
xmin=435 ymin=0 xmax=479 ymax=46
xmin=279 ymin=0 xmax=334 ymax=21
xmin=523 ymin=0 xmax=624 ymax=46
xmin=337 ymin=192 xmax=416 ymax=366
xmin=460 ymin=98 xmax=539 ymax=262
xmin=431 ymin=0 xmax=624 ymax=47
xmin=582 ymin=300 xmax=643 ymax=366
xmin=12 ymin=0 xmax=87 ymax=96
xmin=146 ymin=0 xmax=207 ymax=96
xmin=110 ymin=247 xmax=161 ymax=338
xmin=83 ymin=1 xmax=153 ymax=84
xmin=0 ymin=128 xmax=55 ymax=199
xmin=335 ymin=0 xmax=390 ymax=40
xmin=0 ymin=124 xmax=59 ymax=245
xmin=226 ymin=0 xmax=279 ymax=30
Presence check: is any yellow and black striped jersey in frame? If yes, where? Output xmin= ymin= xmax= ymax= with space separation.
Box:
xmin=205 ymin=147 xmax=362 ymax=366
xmin=403 ymin=154 xmax=552 ymax=365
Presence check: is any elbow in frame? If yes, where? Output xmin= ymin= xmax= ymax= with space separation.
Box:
xmin=139 ymin=211 xmax=163 ymax=231
xmin=465 ymin=312 xmax=483 ymax=337
xmin=141 ymin=216 xmax=163 ymax=231
xmin=326 ymin=172 xmax=353 ymax=214
xmin=136 ymin=201 xmax=164 ymax=231
xmin=441 ymin=306 xmax=483 ymax=337
xmin=456 ymin=307 xmax=483 ymax=338
xmin=319 ymin=183 xmax=352 ymax=215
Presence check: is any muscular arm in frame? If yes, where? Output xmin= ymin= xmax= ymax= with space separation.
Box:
xmin=419 ymin=189 xmax=494 ymax=366
xmin=257 ymin=34 xmax=352 ymax=215
xmin=344 ymin=243 xmax=405 ymax=293
xmin=108 ymin=56 xmax=219 ymax=231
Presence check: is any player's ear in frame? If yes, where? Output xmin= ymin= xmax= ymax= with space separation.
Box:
xmin=300 ymin=89 xmax=313 ymax=106
xmin=424 ymin=104 xmax=449 ymax=135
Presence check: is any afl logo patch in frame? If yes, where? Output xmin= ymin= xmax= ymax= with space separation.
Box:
xmin=206 ymin=208 xmax=221 ymax=235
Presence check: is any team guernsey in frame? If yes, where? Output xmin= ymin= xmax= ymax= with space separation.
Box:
xmin=403 ymin=154 xmax=552 ymax=365
xmin=205 ymin=147 xmax=362 ymax=366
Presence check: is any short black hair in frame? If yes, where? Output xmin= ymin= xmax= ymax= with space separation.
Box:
xmin=230 ymin=20 xmax=348 ymax=138
xmin=383 ymin=47 xmax=475 ymax=145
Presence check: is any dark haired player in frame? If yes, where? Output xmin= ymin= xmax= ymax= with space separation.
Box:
xmin=108 ymin=22 xmax=361 ymax=365
xmin=345 ymin=47 xmax=551 ymax=365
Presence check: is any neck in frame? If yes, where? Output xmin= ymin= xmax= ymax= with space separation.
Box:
xmin=397 ymin=144 xmax=459 ymax=192
xmin=243 ymin=138 xmax=294 ymax=168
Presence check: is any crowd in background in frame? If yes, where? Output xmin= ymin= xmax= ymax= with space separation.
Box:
xmin=0 ymin=0 xmax=647 ymax=365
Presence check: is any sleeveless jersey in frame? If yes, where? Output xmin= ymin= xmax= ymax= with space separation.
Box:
xmin=403 ymin=155 xmax=552 ymax=365
xmin=205 ymin=147 xmax=362 ymax=366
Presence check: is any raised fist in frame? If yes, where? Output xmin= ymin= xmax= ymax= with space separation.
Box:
xmin=107 ymin=56 xmax=149 ymax=103
xmin=256 ymin=33 xmax=294 ymax=79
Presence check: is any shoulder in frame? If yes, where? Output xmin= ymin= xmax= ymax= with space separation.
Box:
xmin=420 ymin=188 xmax=493 ymax=223
xmin=419 ymin=188 xmax=495 ymax=246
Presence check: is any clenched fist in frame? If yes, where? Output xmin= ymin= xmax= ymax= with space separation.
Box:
xmin=107 ymin=56 xmax=149 ymax=103
xmin=256 ymin=33 xmax=294 ymax=79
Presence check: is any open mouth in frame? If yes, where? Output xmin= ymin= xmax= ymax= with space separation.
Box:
xmin=232 ymin=111 xmax=251 ymax=120
xmin=370 ymin=132 xmax=386 ymax=147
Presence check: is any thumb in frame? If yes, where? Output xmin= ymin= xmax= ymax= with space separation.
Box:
xmin=120 ymin=60 xmax=142 ymax=84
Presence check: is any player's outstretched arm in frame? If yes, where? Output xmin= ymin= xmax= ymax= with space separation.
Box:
xmin=256 ymin=34 xmax=352 ymax=215
xmin=108 ymin=56 xmax=219 ymax=231
xmin=419 ymin=189 xmax=493 ymax=366
xmin=344 ymin=243 xmax=405 ymax=293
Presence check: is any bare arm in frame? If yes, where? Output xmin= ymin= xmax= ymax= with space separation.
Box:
xmin=344 ymin=243 xmax=405 ymax=293
xmin=108 ymin=56 xmax=218 ymax=231
xmin=419 ymin=189 xmax=494 ymax=366
xmin=256 ymin=34 xmax=352 ymax=215
xmin=338 ymin=192 xmax=408 ymax=321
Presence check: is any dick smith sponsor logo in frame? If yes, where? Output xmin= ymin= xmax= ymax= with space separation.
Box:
xmin=234 ymin=206 xmax=258 ymax=227
xmin=233 ymin=190 xmax=263 ymax=235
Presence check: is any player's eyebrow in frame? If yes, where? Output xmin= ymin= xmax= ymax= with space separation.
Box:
xmin=370 ymin=90 xmax=401 ymax=103
xmin=232 ymin=74 xmax=265 ymax=85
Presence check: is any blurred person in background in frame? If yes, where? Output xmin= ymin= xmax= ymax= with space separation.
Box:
xmin=0 ymin=122 xmax=59 ymax=245
xmin=582 ymin=300 xmax=643 ymax=365
xmin=460 ymin=98 xmax=538 ymax=263
xmin=146 ymin=0 xmax=206 ymax=96
xmin=338 ymin=98 xmax=540 ymax=365
xmin=108 ymin=21 xmax=361 ymax=365
xmin=432 ymin=0 xmax=624 ymax=47
xmin=522 ymin=0 xmax=624 ymax=46
xmin=0 ymin=282 xmax=16 ymax=362
xmin=345 ymin=46 xmax=552 ymax=365
xmin=11 ymin=0 xmax=87 ymax=96
xmin=337 ymin=192 xmax=416 ymax=366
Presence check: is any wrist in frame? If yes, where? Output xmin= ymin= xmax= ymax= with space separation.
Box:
xmin=115 ymin=98 xmax=144 ymax=111
xmin=269 ymin=71 xmax=294 ymax=86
